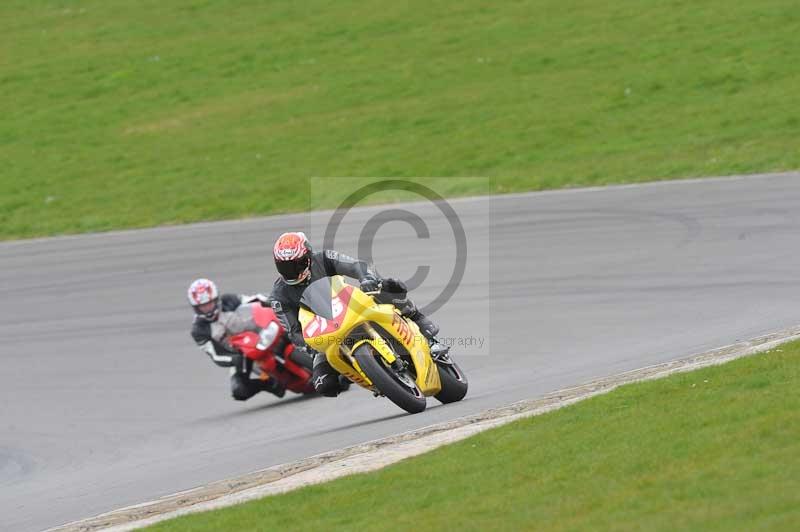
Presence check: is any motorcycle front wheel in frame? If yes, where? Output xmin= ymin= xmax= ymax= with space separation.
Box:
xmin=434 ymin=361 xmax=468 ymax=404
xmin=353 ymin=344 xmax=427 ymax=414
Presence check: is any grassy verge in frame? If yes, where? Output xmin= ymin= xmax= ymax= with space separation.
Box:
xmin=2 ymin=1 xmax=799 ymax=239
xmin=147 ymin=344 xmax=800 ymax=531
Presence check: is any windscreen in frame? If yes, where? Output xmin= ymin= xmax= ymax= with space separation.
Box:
xmin=300 ymin=277 xmax=335 ymax=319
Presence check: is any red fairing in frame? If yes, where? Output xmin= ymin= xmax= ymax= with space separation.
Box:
xmin=227 ymin=305 xmax=313 ymax=394
xmin=228 ymin=331 xmax=262 ymax=359
xmin=249 ymin=304 xmax=276 ymax=327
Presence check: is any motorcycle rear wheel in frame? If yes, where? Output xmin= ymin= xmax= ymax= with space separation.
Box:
xmin=353 ymin=344 xmax=427 ymax=414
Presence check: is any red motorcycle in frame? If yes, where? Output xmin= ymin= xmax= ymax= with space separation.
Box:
xmin=227 ymin=303 xmax=316 ymax=395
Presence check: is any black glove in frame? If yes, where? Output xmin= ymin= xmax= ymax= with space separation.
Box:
xmin=381 ymin=277 xmax=408 ymax=297
xmin=359 ymin=275 xmax=381 ymax=293
xmin=373 ymin=277 xmax=408 ymax=307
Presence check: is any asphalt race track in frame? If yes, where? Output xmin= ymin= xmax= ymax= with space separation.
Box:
xmin=2 ymin=174 xmax=799 ymax=531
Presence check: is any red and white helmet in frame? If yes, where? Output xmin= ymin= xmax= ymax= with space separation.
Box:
xmin=187 ymin=278 xmax=220 ymax=321
xmin=273 ymin=232 xmax=312 ymax=285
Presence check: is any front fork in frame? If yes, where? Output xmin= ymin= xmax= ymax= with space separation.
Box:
xmin=362 ymin=323 xmax=405 ymax=372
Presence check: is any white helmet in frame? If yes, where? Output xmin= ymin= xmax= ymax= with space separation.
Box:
xmin=187 ymin=278 xmax=220 ymax=321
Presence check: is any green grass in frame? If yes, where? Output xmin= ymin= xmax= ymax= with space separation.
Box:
xmin=2 ymin=1 xmax=799 ymax=239
xmin=148 ymin=345 xmax=800 ymax=532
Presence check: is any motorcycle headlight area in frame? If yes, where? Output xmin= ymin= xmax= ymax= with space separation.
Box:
xmin=256 ymin=322 xmax=280 ymax=350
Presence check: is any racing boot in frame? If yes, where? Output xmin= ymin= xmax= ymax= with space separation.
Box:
xmin=260 ymin=377 xmax=286 ymax=398
xmin=337 ymin=375 xmax=352 ymax=392
xmin=312 ymin=354 xmax=346 ymax=397
xmin=402 ymin=304 xmax=450 ymax=361
xmin=231 ymin=373 xmax=285 ymax=401
xmin=382 ymin=278 xmax=450 ymax=360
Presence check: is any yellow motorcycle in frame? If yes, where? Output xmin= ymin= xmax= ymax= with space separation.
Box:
xmin=299 ymin=276 xmax=468 ymax=414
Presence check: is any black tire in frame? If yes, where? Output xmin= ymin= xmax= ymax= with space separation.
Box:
xmin=434 ymin=361 xmax=468 ymax=404
xmin=353 ymin=344 xmax=427 ymax=414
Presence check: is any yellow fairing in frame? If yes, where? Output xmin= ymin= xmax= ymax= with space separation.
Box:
xmin=300 ymin=276 xmax=441 ymax=396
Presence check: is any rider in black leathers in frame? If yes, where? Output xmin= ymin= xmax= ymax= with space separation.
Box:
xmin=269 ymin=232 xmax=445 ymax=397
